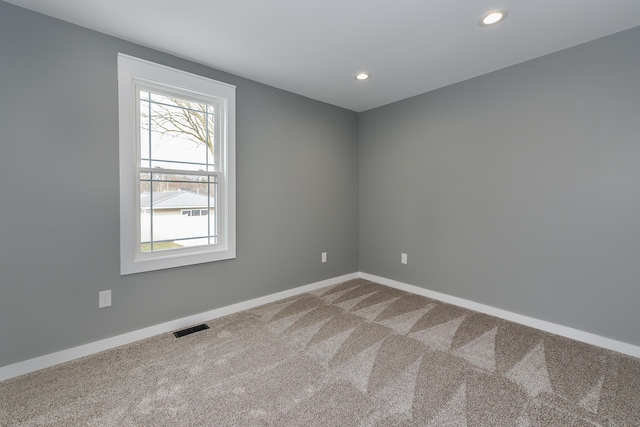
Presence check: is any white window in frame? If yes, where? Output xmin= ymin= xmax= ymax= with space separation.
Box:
xmin=118 ymin=54 xmax=236 ymax=275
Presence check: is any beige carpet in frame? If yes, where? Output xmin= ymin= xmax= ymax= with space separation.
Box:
xmin=1 ymin=278 xmax=639 ymax=426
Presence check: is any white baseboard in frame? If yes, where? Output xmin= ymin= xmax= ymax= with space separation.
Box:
xmin=0 ymin=272 xmax=358 ymax=382
xmin=359 ymin=272 xmax=640 ymax=359
xmin=3 ymin=271 xmax=639 ymax=382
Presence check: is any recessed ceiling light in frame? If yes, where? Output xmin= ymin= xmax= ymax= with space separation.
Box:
xmin=355 ymin=73 xmax=370 ymax=80
xmin=479 ymin=10 xmax=508 ymax=26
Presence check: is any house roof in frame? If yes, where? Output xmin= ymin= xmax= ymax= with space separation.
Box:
xmin=140 ymin=190 xmax=214 ymax=209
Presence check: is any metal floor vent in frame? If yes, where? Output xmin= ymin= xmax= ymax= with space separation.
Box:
xmin=173 ymin=323 xmax=209 ymax=338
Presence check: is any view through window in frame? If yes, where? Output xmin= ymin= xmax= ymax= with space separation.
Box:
xmin=139 ymin=91 xmax=219 ymax=253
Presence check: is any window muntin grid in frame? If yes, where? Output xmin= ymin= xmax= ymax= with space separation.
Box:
xmin=137 ymin=88 xmax=220 ymax=253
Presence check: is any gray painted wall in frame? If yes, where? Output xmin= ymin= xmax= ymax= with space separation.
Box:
xmin=0 ymin=2 xmax=359 ymax=367
xmin=359 ymin=26 xmax=640 ymax=346
xmin=2 ymin=0 xmax=640 ymax=369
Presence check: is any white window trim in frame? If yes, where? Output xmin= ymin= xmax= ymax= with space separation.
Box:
xmin=118 ymin=53 xmax=236 ymax=275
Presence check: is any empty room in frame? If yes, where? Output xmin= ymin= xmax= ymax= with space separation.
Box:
xmin=1 ymin=0 xmax=639 ymax=425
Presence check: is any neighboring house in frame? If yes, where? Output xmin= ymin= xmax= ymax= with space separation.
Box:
xmin=139 ymin=190 xmax=216 ymax=247
xmin=140 ymin=190 xmax=215 ymax=217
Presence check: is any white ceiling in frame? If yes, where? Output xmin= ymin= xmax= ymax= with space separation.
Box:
xmin=6 ymin=0 xmax=640 ymax=112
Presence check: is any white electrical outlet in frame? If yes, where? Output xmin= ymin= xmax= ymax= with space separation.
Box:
xmin=322 ymin=252 xmax=327 ymax=263
xmin=401 ymin=253 xmax=408 ymax=264
xmin=99 ymin=290 xmax=112 ymax=308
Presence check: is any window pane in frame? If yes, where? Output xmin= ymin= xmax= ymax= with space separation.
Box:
xmin=148 ymin=92 xmax=207 ymax=113
xmin=147 ymin=172 xmax=216 ymax=192
xmin=209 ymin=211 xmax=218 ymax=245
xmin=140 ymin=183 xmax=152 ymax=251
xmin=139 ymin=99 xmax=151 ymax=165
xmin=147 ymin=159 xmax=208 ymax=172
xmin=207 ymin=107 xmax=216 ymax=171
xmin=139 ymin=173 xmax=217 ymax=252
xmin=140 ymin=91 xmax=215 ymax=171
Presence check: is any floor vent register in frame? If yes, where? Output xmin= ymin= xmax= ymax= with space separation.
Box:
xmin=173 ymin=323 xmax=210 ymax=338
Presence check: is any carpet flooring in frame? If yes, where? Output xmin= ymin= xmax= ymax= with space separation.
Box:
xmin=1 ymin=278 xmax=639 ymax=426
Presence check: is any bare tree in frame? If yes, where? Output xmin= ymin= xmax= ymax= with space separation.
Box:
xmin=140 ymin=95 xmax=215 ymax=193
xmin=142 ymin=96 xmax=214 ymax=155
